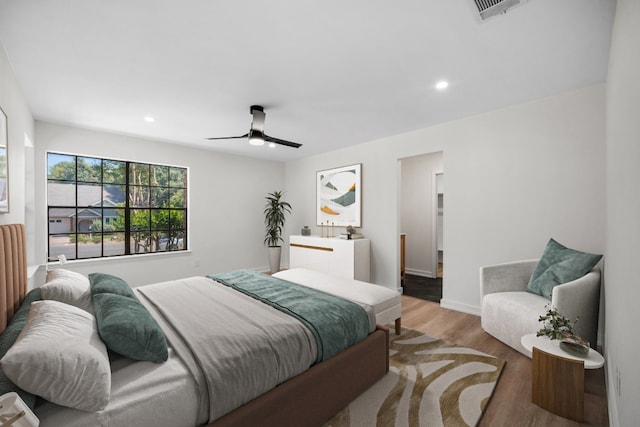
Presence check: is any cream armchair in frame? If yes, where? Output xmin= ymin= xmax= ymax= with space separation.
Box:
xmin=480 ymin=259 xmax=601 ymax=356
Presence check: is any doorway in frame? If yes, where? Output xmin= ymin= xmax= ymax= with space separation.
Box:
xmin=399 ymin=151 xmax=443 ymax=302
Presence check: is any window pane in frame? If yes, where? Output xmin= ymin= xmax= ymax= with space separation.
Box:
xmin=104 ymin=233 xmax=125 ymax=256
xmin=150 ymin=187 xmax=169 ymax=208
xmin=49 ymin=234 xmax=76 ymax=260
xmin=129 ymin=163 xmax=149 ymax=186
xmin=104 ymin=184 xmax=126 ymax=205
xmin=130 ymin=185 xmax=149 ymax=207
xmin=167 ymin=231 xmax=185 ymax=251
xmin=47 ymin=153 xmax=76 ymax=181
xmin=170 ymin=168 xmax=187 ymax=188
xmin=131 ymin=209 xmax=150 ymax=231
xmin=103 ymin=160 xmax=125 ymax=184
xmin=151 ymin=232 xmax=165 ymax=252
xmin=151 ymin=165 xmax=169 ymax=187
xmin=48 ymin=208 xmax=75 ymax=234
xmin=169 ymin=188 xmax=186 ymax=208
xmin=83 ymin=209 xmax=103 ymax=232
xmin=77 ymin=183 xmax=102 ymax=206
xmin=48 ymin=181 xmax=76 ymax=206
xmin=130 ymin=234 xmax=151 ymax=254
xmin=170 ymin=209 xmax=187 ymax=230
xmin=77 ymin=157 xmax=101 ymax=183
xmin=105 ymin=208 xmax=125 ymax=231
xmin=77 ymin=233 xmax=101 ymax=259
xmin=151 ymin=209 xmax=169 ymax=231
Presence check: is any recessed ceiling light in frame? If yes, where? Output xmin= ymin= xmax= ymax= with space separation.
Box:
xmin=435 ymin=81 xmax=449 ymax=90
xmin=144 ymin=116 xmax=155 ymax=123
xmin=269 ymin=143 xmax=276 ymax=148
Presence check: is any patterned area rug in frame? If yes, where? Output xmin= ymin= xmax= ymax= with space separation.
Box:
xmin=325 ymin=327 xmax=505 ymax=427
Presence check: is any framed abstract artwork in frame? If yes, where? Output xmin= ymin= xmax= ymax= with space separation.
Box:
xmin=316 ymin=163 xmax=361 ymax=227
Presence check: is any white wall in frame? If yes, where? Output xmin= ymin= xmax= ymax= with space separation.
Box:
xmin=0 ymin=42 xmax=35 ymax=252
xmin=34 ymin=122 xmax=286 ymax=286
xmin=400 ymin=151 xmax=443 ymax=277
xmin=604 ymin=0 xmax=640 ymax=425
xmin=286 ymin=85 xmax=606 ymax=315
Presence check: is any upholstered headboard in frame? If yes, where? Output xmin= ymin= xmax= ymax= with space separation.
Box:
xmin=0 ymin=224 xmax=28 ymax=333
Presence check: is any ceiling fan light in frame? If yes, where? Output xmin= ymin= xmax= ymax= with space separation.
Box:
xmin=435 ymin=80 xmax=449 ymax=90
xmin=249 ymin=135 xmax=265 ymax=146
xmin=249 ymin=129 xmax=265 ymax=146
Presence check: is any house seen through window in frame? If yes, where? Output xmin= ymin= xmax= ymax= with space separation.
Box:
xmin=47 ymin=153 xmax=187 ymax=260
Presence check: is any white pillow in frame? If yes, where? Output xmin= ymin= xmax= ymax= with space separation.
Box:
xmin=0 ymin=300 xmax=111 ymax=412
xmin=41 ymin=268 xmax=93 ymax=313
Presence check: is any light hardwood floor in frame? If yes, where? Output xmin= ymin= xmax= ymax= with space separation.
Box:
xmin=401 ymin=295 xmax=609 ymax=427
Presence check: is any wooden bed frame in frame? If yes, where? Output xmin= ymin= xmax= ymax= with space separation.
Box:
xmin=0 ymin=223 xmax=389 ymax=427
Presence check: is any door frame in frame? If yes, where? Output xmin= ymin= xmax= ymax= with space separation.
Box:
xmin=432 ymin=171 xmax=443 ymax=278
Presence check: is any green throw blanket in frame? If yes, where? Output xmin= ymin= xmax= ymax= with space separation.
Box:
xmin=207 ymin=270 xmax=370 ymax=363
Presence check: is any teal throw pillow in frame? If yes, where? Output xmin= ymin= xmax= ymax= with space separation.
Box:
xmin=0 ymin=288 xmax=42 ymax=409
xmin=527 ymin=239 xmax=602 ymax=300
xmin=92 ymin=292 xmax=168 ymax=363
xmin=89 ymin=272 xmax=137 ymax=299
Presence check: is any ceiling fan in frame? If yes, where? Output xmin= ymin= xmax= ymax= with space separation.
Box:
xmin=206 ymin=105 xmax=302 ymax=149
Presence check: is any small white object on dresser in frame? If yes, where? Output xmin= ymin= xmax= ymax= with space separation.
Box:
xmin=289 ymin=235 xmax=370 ymax=281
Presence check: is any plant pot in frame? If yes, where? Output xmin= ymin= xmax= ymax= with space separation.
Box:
xmin=268 ymin=246 xmax=282 ymax=273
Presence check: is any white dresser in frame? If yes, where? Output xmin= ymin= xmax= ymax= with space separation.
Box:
xmin=289 ymin=235 xmax=370 ymax=281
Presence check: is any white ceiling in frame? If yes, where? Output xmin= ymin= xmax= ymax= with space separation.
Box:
xmin=0 ymin=0 xmax=615 ymax=162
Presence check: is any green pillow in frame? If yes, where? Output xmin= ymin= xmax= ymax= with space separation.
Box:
xmin=0 ymin=288 xmax=42 ymax=409
xmin=527 ymin=239 xmax=602 ymax=300
xmin=89 ymin=272 xmax=137 ymax=299
xmin=92 ymin=292 xmax=168 ymax=363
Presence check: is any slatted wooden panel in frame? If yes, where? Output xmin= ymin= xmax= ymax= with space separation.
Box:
xmin=0 ymin=224 xmax=27 ymax=333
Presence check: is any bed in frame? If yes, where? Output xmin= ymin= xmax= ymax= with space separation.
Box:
xmin=0 ymin=224 xmax=389 ymax=427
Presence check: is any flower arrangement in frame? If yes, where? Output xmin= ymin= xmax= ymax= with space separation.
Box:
xmin=536 ymin=304 xmax=578 ymax=340
xmin=537 ymin=304 xmax=589 ymax=356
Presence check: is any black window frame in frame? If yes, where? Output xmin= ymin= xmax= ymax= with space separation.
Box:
xmin=47 ymin=152 xmax=188 ymax=261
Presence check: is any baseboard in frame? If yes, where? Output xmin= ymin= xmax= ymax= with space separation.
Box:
xmin=439 ymin=299 xmax=481 ymax=316
xmin=405 ymin=268 xmax=435 ymax=278
xmin=606 ymin=349 xmax=620 ymax=427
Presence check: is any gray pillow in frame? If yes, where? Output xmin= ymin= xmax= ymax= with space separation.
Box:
xmin=41 ymin=268 xmax=93 ymax=313
xmin=527 ymin=239 xmax=602 ymax=299
xmin=0 ymin=288 xmax=41 ymax=409
xmin=0 ymin=300 xmax=111 ymax=412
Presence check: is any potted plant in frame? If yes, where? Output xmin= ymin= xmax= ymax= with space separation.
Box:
xmin=537 ymin=305 xmax=589 ymax=356
xmin=264 ymin=191 xmax=292 ymax=273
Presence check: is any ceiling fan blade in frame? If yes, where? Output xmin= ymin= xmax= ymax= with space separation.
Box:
xmin=205 ymin=133 xmax=248 ymax=141
xmin=263 ymin=133 xmax=302 ymax=148
xmin=250 ymin=105 xmax=266 ymax=132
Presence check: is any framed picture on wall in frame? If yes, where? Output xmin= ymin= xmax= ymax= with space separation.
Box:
xmin=0 ymin=106 xmax=8 ymax=214
xmin=316 ymin=163 xmax=361 ymax=227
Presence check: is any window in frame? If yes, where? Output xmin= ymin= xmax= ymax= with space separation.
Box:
xmin=47 ymin=153 xmax=187 ymax=260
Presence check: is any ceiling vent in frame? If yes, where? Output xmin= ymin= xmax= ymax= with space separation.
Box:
xmin=473 ymin=0 xmax=521 ymax=20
